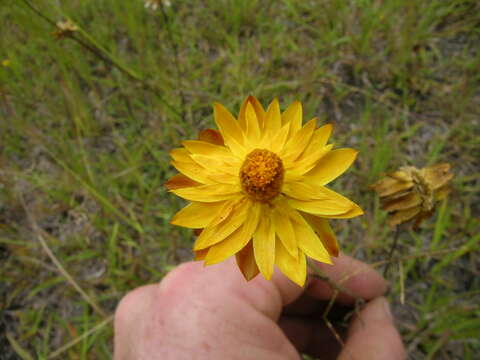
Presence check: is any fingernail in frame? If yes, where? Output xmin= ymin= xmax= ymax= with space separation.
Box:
xmin=380 ymin=297 xmax=392 ymax=320
xmin=368 ymin=297 xmax=393 ymax=322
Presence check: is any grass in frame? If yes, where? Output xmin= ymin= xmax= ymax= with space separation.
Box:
xmin=1 ymin=0 xmax=479 ymax=358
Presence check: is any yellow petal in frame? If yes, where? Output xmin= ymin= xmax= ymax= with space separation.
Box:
xmin=170 ymin=148 xmax=191 ymax=163
xmin=263 ymin=98 xmax=282 ymax=139
xmin=182 ymin=140 xmax=231 ymax=157
xmin=206 ymin=198 xmax=240 ymax=227
xmin=253 ymin=210 xmax=276 ymax=280
xmin=280 ymin=118 xmax=316 ymax=164
xmin=194 ymin=198 xmax=249 ymax=250
xmin=271 ymin=200 xmax=298 ymax=259
xmin=283 ymin=182 xmax=358 ymax=215
xmin=305 ymin=148 xmax=358 ymax=185
xmin=170 ymin=201 xmax=232 ymax=229
xmin=281 ymin=100 xmax=302 ymax=134
xmin=204 ymin=202 xmax=261 ymax=264
xmin=238 ymin=96 xmax=265 ymax=132
xmin=301 ymin=213 xmax=339 ymax=257
xmin=320 ymin=203 xmax=364 ymax=219
xmin=284 ymin=123 xmax=330 ymax=169
xmin=171 ymin=160 xmax=213 ymax=184
xmin=213 ymin=102 xmax=246 ymax=157
xmin=172 ymin=183 xmax=239 ymax=202
xmin=311 ymin=124 xmax=333 ymax=148
xmin=203 ymin=228 xmax=247 ymax=265
xmin=235 ymin=241 xmax=259 ymax=281
xmin=288 ymin=198 xmax=354 ymax=216
xmin=290 ymin=210 xmax=332 ymax=264
xmin=267 ymin=122 xmax=290 ymax=154
xmin=286 ymin=144 xmax=333 ymax=176
xmin=245 ymin=102 xmax=262 ymax=144
xmin=275 ymin=239 xmax=307 ymax=287
xmin=190 ymin=154 xmax=239 ymax=176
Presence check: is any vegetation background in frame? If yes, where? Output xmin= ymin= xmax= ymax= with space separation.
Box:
xmin=1 ymin=0 xmax=479 ymax=359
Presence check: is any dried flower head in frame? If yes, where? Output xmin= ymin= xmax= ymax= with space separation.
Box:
xmin=371 ymin=163 xmax=453 ymax=228
xmin=167 ymin=96 xmax=362 ymax=286
xmin=52 ymin=20 xmax=79 ymax=39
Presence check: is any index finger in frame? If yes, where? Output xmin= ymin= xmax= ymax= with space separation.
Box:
xmin=306 ymin=253 xmax=387 ymax=305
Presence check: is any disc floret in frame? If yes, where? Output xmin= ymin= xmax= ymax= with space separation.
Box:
xmin=240 ymin=149 xmax=284 ymax=202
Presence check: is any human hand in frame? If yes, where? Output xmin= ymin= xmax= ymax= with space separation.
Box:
xmin=114 ymin=253 xmax=405 ymax=359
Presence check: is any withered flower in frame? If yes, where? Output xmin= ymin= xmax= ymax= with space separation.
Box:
xmin=144 ymin=0 xmax=171 ymax=10
xmin=52 ymin=20 xmax=79 ymax=39
xmin=371 ymin=163 xmax=453 ymax=228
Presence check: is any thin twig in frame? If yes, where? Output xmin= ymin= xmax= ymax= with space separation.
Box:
xmin=308 ymin=259 xmax=366 ymax=305
xmin=48 ymin=316 xmax=114 ymax=359
xmin=307 ymin=260 xmax=366 ymax=349
xmin=383 ymin=226 xmax=402 ymax=276
xmin=399 ymin=261 xmax=405 ymax=304
xmin=20 ymin=0 xmax=56 ymax=26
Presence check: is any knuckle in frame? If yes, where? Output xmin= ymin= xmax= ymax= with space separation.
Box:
xmin=115 ymin=285 xmax=153 ymax=325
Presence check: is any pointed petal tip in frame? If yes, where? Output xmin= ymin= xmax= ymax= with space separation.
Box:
xmin=351 ymin=203 xmax=364 ymax=216
xmin=194 ymin=249 xmax=209 ymax=261
xmin=317 ymin=256 xmax=333 ymax=265
xmin=263 ymin=272 xmax=273 ymax=281
xmin=268 ymin=97 xmax=280 ymax=109
xmin=165 ymin=173 xmax=200 ymax=190
xmin=330 ymin=250 xmax=340 ymax=257
xmin=290 ymin=274 xmax=307 ymax=287
xmin=213 ymin=101 xmax=228 ymax=113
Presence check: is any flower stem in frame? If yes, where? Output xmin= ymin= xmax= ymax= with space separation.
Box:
xmin=383 ymin=226 xmax=402 ymax=277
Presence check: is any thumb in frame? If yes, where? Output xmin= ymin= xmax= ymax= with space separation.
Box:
xmin=339 ymin=297 xmax=405 ymax=360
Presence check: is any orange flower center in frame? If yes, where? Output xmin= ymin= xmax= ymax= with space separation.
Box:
xmin=240 ymin=149 xmax=284 ymax=202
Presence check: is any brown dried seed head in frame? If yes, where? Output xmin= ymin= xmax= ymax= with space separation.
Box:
xmin=371 ymin=163 xmax=454 ymax=228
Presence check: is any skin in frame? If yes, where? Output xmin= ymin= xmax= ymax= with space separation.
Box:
xmin=114 ymin=253 xmax=405 ymax=360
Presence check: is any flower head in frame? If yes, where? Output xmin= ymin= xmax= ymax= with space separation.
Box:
xmin=167 ymin=96 xmax=363 ymax=286
xmin=371 ymin=164 xmax=453 ymax=228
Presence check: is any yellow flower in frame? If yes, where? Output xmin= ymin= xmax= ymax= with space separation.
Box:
xmin=167 ymin=96 xmax=363 ymax=286
xmin=371 ymin=164 xmax=453 ymax=228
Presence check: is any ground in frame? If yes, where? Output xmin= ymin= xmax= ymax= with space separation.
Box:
xmin=0 ymin=0 xmax=479 ymax=359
